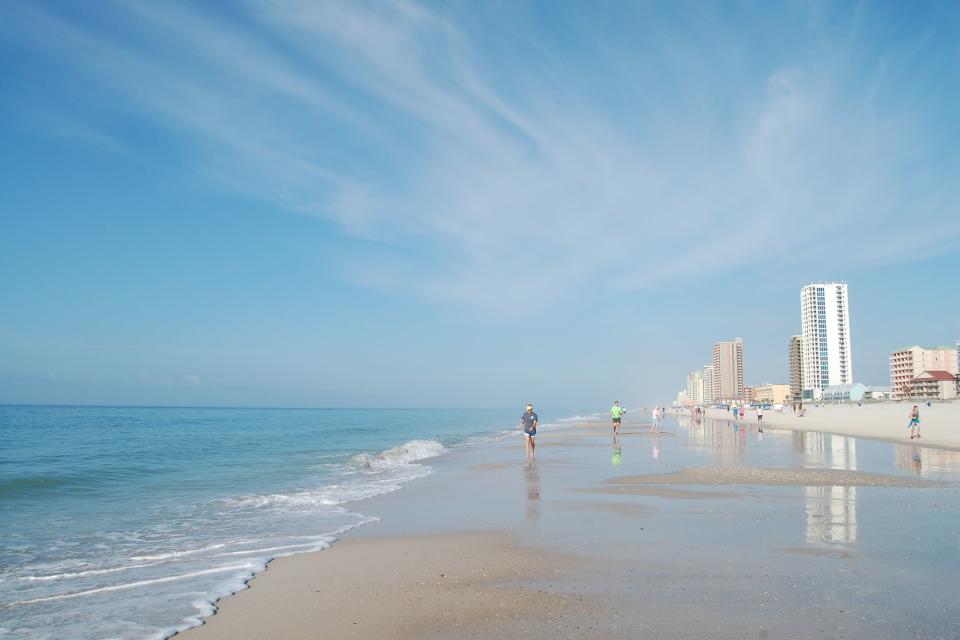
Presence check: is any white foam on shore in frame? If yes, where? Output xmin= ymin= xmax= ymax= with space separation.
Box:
xmin=131 ymin=543 xmax=229 ymax=562
xmin=3 ymin=437 xmax=455 ymax=640
xmin=7 ymin=563 xmax=261 ymax=606
xmin=20 ymin=563 xmax=159 ymax=581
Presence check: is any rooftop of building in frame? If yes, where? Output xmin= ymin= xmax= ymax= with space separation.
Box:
xmin=891 ymin=345 xmax=959 ymax=353
xmin=912 ymin=370 xmax=957 ymax=381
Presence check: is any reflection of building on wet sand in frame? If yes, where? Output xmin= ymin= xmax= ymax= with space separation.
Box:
xmin=795 ymin=433 xmax=858 ymax=544
xmin=684 ymin=418 xmax=748 ymax=464
xmin=804 ymin=485 xmax=857 ymax=544
xmin=894 ymin=445 xmax=960 ymax=477
xmin=793 ymin=432 xmax=858 ymax=470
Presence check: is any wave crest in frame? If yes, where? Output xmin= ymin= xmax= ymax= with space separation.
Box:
xmin=349 ymin=439 xmax=447 ymax=469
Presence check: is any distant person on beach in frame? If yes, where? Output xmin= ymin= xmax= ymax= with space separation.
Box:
xmin=650 ymin=407 xmax=660 ymax=432
xmin=908 ymin=405 xmax=921 ymax=440
xmin=610 ymin=401 xmax=624 ymax=434
xmin=521 ymin=404 xmax=539 ymax=456
xmin=757 ymin=406 xmax=764 ymax=432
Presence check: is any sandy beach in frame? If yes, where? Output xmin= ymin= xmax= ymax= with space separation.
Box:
xmin=180 ymin=412 xmax=960 ymax=639
xmin=699 ymin=402 xmax=960 ymax=450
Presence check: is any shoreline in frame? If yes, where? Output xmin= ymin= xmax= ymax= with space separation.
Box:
xmin=178 ymin=413 xmax=960 ymax=639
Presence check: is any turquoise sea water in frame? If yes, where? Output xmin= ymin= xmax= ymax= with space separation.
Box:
xmin=0 ymin=405 xmax=579 ymax=640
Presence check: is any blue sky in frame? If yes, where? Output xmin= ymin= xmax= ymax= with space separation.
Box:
xmin=1 ymin=1 xmax=958 ymax=408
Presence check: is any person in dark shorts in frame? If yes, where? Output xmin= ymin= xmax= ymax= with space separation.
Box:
xmin=521 ymin=404 xmax=539 ymax=457
xmin=610 ymin=400 xmax=624 ymax=434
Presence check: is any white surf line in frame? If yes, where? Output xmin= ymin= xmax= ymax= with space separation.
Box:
xmin=130 ymin=543 xmax=229 ymax=561
xmin=5 ymin=563 xmax=257 ymax=607
xmin=20 ymin=563 xmax=159 ymax=581
xmin=213 ymin=541 xmax=330 ymax=557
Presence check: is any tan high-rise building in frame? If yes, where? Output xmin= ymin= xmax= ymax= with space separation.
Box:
xmin=789 ymin=335 xmax=803 ymax=402
xmin=889 ymin=345 xmax=959 ymax=399
xmin=712 ymin=338 xmax=744 ymax=402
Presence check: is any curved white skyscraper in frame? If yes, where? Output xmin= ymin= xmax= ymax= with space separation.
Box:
xmin=800 ymin=282 xmax=853 ymax=399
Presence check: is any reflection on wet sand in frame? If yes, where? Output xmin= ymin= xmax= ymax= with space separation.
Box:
xmin=794 ymin=432 xmax=858 ymax=544
xmin=894 ymin=445 xmax=960 ymax=477
xmin=612 ymin=435 xmax=622 ymax=467
xmin=804 ymin=485 xmax=857 ymax=544
xmin=682 ymin=417 xmax=753 ymax=464
xmin=793 ymin=432 xmax=858 ymax=470
xmin=524 ymin=462 xmax=540 ymax=522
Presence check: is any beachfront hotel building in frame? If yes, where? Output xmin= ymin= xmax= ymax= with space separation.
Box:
xmin=789 ymin=335 xmax=803 ymax=402
xmin=909 ymin=371 xmax=957 ymax=400
xmin=712 ymin=338 xmax=744 ymax=402
xmin=800 ymin=283 xmax=853 ymax=400
xmin=889 ymin=345 xmax=959 ymax=399
xmin=753 ymin=383 xmax=791 ymax=404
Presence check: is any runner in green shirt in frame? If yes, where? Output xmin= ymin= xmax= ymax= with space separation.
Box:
xmin=610 ymin=400 xmax=624 ymax=434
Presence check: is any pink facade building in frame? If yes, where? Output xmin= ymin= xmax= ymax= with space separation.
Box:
xmin=889 ymin=345 xmax=959 ymax=400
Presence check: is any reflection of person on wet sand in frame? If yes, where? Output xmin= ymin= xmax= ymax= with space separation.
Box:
xmin=524 ymin=462 xmax=540 ymax=499
xmin=523 ymin=461 xmax=540 ymax=521
xmin=612 ymin=435 xmax=622 ymax=467
xmin=911 ymin=447 xmax=922 ymax=475
xmin=651 ymin=432 xmax=661 ymax=460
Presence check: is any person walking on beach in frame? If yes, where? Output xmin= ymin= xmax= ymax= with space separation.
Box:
xmin=757 ymin=406 xmax=764 ymax=432
xmin=521 ymin=404 xmax=539 ymax=457
xmin=908 ymin=405 xmax=921 ymax=440
xmin=610 ymin=401 xmax=624 ymax=435
xmin=650 ymin=406 xmax=660 ymax=433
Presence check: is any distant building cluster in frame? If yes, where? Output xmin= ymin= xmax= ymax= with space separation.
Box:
xmin=675 ymin=282 xmax=960 ymax=407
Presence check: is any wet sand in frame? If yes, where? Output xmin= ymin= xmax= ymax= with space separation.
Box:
xmin=181 ymin=414 xmax=960 ymax=639
xmin=606 ymin=466 xmax=945 ymax=487
xmin=183 ymin=532 xmax=592 ymax=640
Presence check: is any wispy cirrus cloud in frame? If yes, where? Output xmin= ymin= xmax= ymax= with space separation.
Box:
xmin=5 ymin=0 xmax=959 ymax=308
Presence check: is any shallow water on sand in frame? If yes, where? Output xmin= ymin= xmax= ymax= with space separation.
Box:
xmin=354 ymin=413 xmax=960 ymax=639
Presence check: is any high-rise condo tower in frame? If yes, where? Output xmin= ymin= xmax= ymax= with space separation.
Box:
xmin=800 ymin=282 xmax=853 ymax=399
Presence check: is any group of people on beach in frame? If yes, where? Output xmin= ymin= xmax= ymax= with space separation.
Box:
xmin=520 ymin=401 xmax=668 ymax=458
xmin=520 ymin=401 xmax=928 ymax=457
xmin=610 ymin=401 xmax=664 ymax=435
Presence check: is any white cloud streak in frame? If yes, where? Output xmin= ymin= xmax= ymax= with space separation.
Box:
xmin=5 ymin=0 xmax=959 ymax=309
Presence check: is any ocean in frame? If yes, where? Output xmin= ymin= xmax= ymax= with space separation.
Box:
xmin=0 ymin=405 xmax=579 ymax=640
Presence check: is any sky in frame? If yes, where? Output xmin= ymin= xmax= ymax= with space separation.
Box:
xmin=1 ymin=0 xmax=959 ymax=409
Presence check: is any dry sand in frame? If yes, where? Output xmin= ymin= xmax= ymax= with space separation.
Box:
xmin=181 ymin=532 xmax=590 ymax=640
xmin=701 ymin=402 xmax=960 ymax=450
